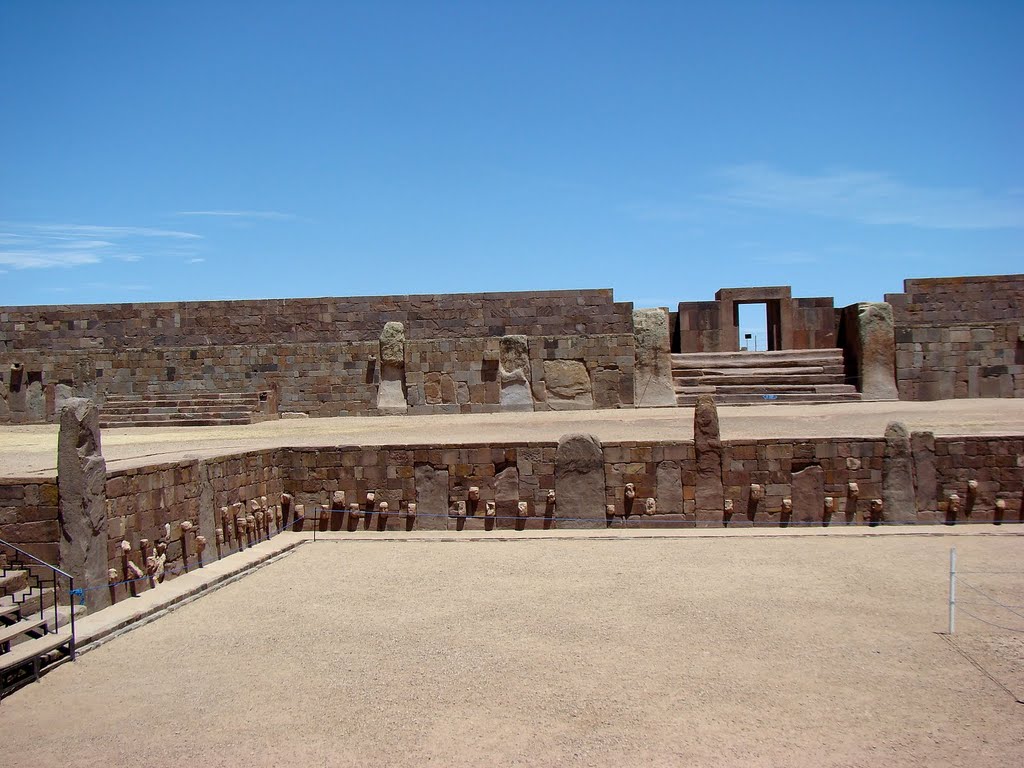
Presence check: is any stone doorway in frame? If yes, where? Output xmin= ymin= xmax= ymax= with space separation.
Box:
xmin=734 ymin=300 xmax=783 ymax=351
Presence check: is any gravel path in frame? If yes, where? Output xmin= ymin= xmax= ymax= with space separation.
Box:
xmin=4 ymin=398 xmax=1024 ymax=476
xmin=2 ymin=533 xmax=1022 ymax=766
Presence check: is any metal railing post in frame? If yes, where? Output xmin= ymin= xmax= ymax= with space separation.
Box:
xmin=948 ymin=547 xmax=957 ymax=635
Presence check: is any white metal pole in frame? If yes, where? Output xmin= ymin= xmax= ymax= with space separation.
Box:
xmin=948 ymin=546 xmax=957 ymax=634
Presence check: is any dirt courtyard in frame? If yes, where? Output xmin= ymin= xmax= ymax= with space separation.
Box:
xmin=2 ymin=532 xmax=1022 ymax=767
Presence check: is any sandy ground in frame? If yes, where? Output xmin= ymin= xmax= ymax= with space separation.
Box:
xmin=1 ymin=532 xmax=1022 ymax=767
xmin=3 ymin=398 xmax=1024 ymax=477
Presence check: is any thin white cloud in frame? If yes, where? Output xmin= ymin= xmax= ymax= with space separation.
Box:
xmin=33 ymin=223 xmax=202 ymax=239
xmin=176 ymin=210 xmax=295 ymax=221
xmin=0 ymin=221 xmax=201 ymax=269
xmin=187 ymin=257 xmax=205 ymax=263
xmin=708 ymin=164 xmax=1024 ymax=230
xmin=0 ymin=250 xmax=101 ymax=269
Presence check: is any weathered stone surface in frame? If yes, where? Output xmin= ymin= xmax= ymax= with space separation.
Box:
xmin=413 ymin=465 xmax=449 ymax=530
xmin=656 ymin=460 xmax=683 ymax=516
xmin=632 ymin=308 xmax=676 ymax=408
xmin=196 ymin=460 xmax=216 ymax=545
xmin=882 ymin=421 xmax=915 ymax=524
xmin=379 ymin=322 xmax=406 ymax=365
xmin=591 ymin=367 xmax=622 ymax=409
xmin=494 ymin=465 xmax=520 ymax=528
xmin=499 ymin=335 xmax=533 ymax=411
xmin=377 ymin=322 xmax=408 ymax=413
xmin=792 ymin=465 xmax=825 ymax=525
xmin=694 ymin=395 xmax=723 ymax=525
xmin=554 ymin=433 xmax=605 ymax=526
xmin=543 ymin=360 xmax=593 ymax=410
xmin=856 ymin=302 xmax=898 ymax=400
xmin=911 ymin=431 xmax=937 ymax=513
xmin=57 ymin=398 xmax=110 ymax=611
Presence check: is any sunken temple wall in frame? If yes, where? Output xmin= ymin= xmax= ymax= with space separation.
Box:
xmin=0 ymin=289 xmax=637 ymax=421
xmin=885 ymin=275 xmax=1024 ymax=400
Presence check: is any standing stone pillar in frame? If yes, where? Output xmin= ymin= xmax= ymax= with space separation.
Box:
xmin=911 ymin=431 xmax=937 ymax=514
xmin=792 ymin=465 xmax=825 ymax=525
xmin=413 ymin=465 xmax=449 ymax=530
xmin=554 ymin=434 xmax=605 ymax=527
xmin=882 ymin=421 xmax=916 ymax=524
xmin=694 ymin=395 xmax=724 ymax=526
xmin=498 ymin=335 xmax=534 ymax=411
xmin=376 ymin=321 xmax=408 ymax=414
xmin=844 ymin=302 xmax=899 ymax=400
xmin=632 ymin=308 xmax=677 ymax=408
xmin=57 ymin=398 xmax=110 ymax=611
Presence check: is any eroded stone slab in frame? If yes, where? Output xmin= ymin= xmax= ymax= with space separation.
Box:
xmin=656 ymin=460 xmax=683 ymax=517
xmin=633 ymin=308 xmax=676 ymax=408
xmin=694 ymin=395 xmax=724 ymax=526
xmin=499 ymin=335 xmax=533 ymax=411
xmin=883 ymin=421 xmax=915 ymax=524
xmin=543 ymin=360 xmax=593 ymax=410
xmin=856 ymin=302 xmax=898 ymax=400
xmin=911 ymin=431 xmax=937 ymax=513
xmin=554 ymin=433 xmax=605 ymax=526
xmin=57 ymin=398 xmax=110 ymax=611
xmin=792 ymin=465 xmax=825 ymax=525
xmin=377 ymin=322 xmax=408 ymax=413
xmin=413 ymin=465 xmax=449 ymax=530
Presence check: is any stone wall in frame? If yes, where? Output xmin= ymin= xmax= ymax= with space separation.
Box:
xmin=0 ymin=334 xmax=636 ymax=420
xmin=2 ymin=434 xmax=1021 ymax=592
xmin=676 ymin=289 xmax=837 ymax=353
xmin=104 ymin=451 xmax=284 ymax=579
xmin=0 ymin=289 xmax=631 ymax=351
xmin=0 ymin=478 xmax=60 ymax=564
xmin=886 ymin=275 xmax=1024 ymax=400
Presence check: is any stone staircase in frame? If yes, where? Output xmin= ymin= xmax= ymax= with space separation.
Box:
xmin=1 ymin=558 xmax=79 ymax=700
xmin=100 ymin=391 xmax=270 ymax=428
xmin=672 ymin=349 xmax=861 ymax=406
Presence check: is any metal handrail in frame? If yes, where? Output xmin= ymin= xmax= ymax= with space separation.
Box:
xmin=0 ymin=539 xmax=73 ymax=579
xmin=0 ymin=537 xmax=76 ymax=662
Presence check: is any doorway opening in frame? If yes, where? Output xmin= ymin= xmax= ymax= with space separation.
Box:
xmin=734 ymin=300 xmax=783 ymax=351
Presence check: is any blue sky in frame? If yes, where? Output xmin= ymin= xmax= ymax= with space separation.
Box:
xmin=1 ymin=1 xmax=1021 ymax=313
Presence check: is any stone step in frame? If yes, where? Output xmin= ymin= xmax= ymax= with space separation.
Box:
xmin=671 ymin=349 xmax=845 ymax=368
xmin=100 ymin=417 xmax=252 ymax=429
xmin=0 ymin=585 xmax=56 ymax=617
xmin=675 ymin=385 xmax=835 ymax=397
xmin=672 ymin=365 xmax=844 ymax=377
xmin=103 ymin=398 xmax=259 ymax=409
xmin=676 ymin=391 xmax=861 ymax=406
xmin=101 ymin=409 xmax=256 ymax=421
xmin=0 ymin=570 xmax=29 ymax=599
xmin=106 ymin=392 xmax=261 ymax=403
xmin=0 ymin=627 xmax=72 ymax=676
xmin=0 ymin=616 xmax=48 ymax=648
xmin=674 ymin=373 xmax=845 ymax=387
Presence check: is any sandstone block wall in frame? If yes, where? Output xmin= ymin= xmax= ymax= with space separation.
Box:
xmin=2 ymin=434 xmax=1021 ymax=599
xmin=104 ymin=451 xmax=284 ymax=579
xmin=0 ymin=479 xmax=60 ymax=564
xmin=886 ymin=275 xmax=1024 ymax=400
xmin=0 ymin=289 xmax=637 ymax=422
xmin=0 ymin=289 xmax=631 ymax=351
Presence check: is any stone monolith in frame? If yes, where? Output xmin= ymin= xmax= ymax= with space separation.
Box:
xmin=57 ymin=398 xmax=111 ymax=611
xmin=882 ymin=421 xmax=915 ymax=524
xmin=554 ymin=433 xmax=605 ymax=527
xmin=633 ymin=308 xmax=677 ymax=408
xmin=377 ymin=321 xmax=408 ymax=414
xmin=694 ymin=395 xmax=723 ymax=525
xmin=499 ymin=335 xmax=534 ymax=411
